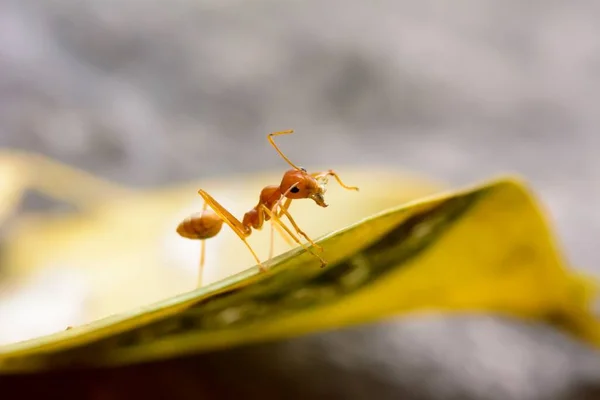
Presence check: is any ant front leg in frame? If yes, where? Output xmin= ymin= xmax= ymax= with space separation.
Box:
xmin=197 ymin=189 xmax=267 ymax=272
xmin=267 ymin=197 xmax=299 ymax=260
xmin=276 ymin=206 xmax=324 ymax=253
xmin=312 ymin=170 xmax=360 ymax=191
xmin=275 ymin=185 xmax=324 ymax=253
xmin=260 ymin=204 xmax=328 ymax=267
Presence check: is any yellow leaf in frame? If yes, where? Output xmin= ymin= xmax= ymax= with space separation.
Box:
xmin=0 ymin=175 xmax=597 ymax=373
xmin=0 ymin=153 xmax=442 ymax=331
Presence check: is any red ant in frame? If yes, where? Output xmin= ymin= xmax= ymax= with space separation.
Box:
xmin=176 ymin=130 xmax=359 ymax=285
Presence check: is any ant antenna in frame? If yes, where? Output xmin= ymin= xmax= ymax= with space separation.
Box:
xmin=267 ymin=130 xmax=302 ymax=170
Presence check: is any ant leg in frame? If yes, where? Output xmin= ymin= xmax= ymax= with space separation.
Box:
xmin=260 ymin=205 xmax=327 ymax=267
xmin=272 ymin=195 xmax=323 ymax=253
xmin=199 ymin=240 xmax=206 ymax=286
xmin=271 ymin=189 xmax=323 ymax=252
xmin=269 ymin=219 xmax=296 ymax=259
xmin=277 ymin=206 xmax=324 ymax=253
xmin=275 ymin=197 xmax=293 ymax=218
xmin=267 ymin=195 xmax=298 ymax=259
xmin=312 ymin=170 xmax=359 ymax=191
xmin=268 ymin=184 xmax=318 ymax=255
xmin=275 ymin=198 xmax=294 ymax=241
xmin=197 ymin=189 xmax=267 ymax=272
xmin=267 ymin=130 xmax=302 ymax=170
xmin=269 ymin=219 xmax=274 ymax=260
xmin=197 ymin=201 xmax=208 ymax=287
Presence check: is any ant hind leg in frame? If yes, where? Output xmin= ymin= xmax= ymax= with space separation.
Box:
xmin=197 ymin=189 xmax=267 ymax=272
xmin=197 ymin=201 xmax=208 ymax=287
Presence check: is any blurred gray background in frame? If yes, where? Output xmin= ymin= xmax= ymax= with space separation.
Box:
xmin=1 ymin=0 xmax=600 ymax=398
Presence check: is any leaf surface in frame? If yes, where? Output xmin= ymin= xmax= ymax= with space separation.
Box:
xmin=0 ymin=175 xmax=597 ymax=373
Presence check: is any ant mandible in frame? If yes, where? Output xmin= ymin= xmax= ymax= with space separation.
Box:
xmin=176 ymin=130 xmax=359 ymax=286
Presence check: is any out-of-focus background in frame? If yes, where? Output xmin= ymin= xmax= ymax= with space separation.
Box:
xmin=1 ymin=0 xmax=600 ymax=399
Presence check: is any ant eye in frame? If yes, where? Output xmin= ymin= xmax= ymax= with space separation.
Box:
xmin=299 ymin=166 xmax=307 ymax=172
xmin=290 ymin=186 xmax=300 ymax=193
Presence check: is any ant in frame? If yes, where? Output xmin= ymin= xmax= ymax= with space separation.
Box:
xmin=176 ymin=130 xmax=359 ymax=286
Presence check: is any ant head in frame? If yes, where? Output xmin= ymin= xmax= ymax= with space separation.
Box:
xmin=280 ymin=168 xmax=328 ymax=207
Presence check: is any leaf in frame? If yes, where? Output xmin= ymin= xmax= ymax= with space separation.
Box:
xmin=0 ymin=161 xmax=442 ymax=331
xmin=0 ymin=175 xmax=598 ymax=374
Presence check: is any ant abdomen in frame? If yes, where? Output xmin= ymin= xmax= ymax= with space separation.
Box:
xmin=176 ymin=210 xmax=224 ymax=240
